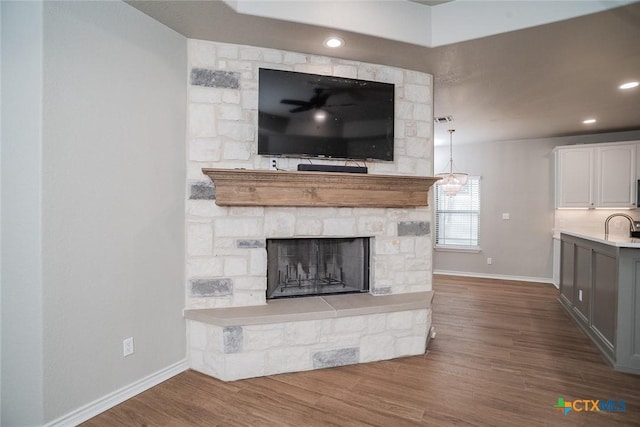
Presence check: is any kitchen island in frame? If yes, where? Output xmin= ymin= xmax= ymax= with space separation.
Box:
xmin=559 ymin=230 xmax=640 ymax=374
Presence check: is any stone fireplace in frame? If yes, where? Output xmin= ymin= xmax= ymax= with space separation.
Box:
xmin=184 ymin=40 xmax=435 ymax=381
xmin=266 ymin=237 xmax=370 ymax=299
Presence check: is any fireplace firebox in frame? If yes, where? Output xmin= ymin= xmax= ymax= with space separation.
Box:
xmin=266 ymin=237 xmax=370 ymax=299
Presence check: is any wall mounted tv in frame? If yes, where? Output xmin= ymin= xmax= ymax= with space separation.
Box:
xmin=258 ymin=68 xmax=395 ymax=161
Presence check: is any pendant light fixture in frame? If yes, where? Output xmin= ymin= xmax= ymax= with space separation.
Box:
xmin=436 ymin=129 xmax=468 ymax=196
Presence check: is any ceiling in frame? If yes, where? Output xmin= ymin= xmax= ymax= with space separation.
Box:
xmin=126 ymin=0 xmax=640 ymax=145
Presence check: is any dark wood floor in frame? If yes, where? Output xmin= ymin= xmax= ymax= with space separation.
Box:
xmin=83 ymin=275 xmax=640 ymax=426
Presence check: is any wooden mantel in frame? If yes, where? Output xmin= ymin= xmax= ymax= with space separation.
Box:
xmin=202 ymin=168 xmax=439 ymax=208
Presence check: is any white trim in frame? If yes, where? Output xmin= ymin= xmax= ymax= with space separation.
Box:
xmin=433 ymin=270 xmax=554 ymax=285
xmin=434 ymin=246 xmax=482 ymax=253
xmin=44 ymin=359 xmax=189 ymax=427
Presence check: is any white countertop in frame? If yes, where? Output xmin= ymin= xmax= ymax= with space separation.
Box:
xmin=556 ymin=229 xmax=640 ymax=248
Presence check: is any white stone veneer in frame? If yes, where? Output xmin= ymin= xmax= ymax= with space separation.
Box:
xmin=185 ymin=39 xmax=435 ymax=380
xmin=188 ymin=309 xmax=430 ymax=381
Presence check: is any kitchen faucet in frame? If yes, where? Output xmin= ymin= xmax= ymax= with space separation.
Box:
xmin=604 ymin=213 xmax=637 ymax=236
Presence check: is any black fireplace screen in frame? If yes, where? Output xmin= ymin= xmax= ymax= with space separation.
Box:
xmin=266 ymin=237 xmax=370 ymax=299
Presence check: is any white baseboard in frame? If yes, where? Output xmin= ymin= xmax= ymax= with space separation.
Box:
xmin=433 ymin=270 xmax=555 ymax=285
xmin=44 ymin=359 xmax=189 ymax=427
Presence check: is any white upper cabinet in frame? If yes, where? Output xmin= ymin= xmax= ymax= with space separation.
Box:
xmin=556 ymin=147 xmax=594 ymax=208
xmin=555 ymin=142 xmax=637 ymax=209
xmin=597 ymin=144 xmax=637 ymax=208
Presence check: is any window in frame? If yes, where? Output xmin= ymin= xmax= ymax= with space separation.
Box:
xmin=435 ymin=176 xmax=481 ymax=250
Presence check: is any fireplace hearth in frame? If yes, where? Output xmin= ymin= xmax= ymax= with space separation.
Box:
xmin=266 ymin=237 xmax=370 ymax=299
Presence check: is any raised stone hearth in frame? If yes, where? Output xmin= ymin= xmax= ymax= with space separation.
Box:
xmin=186 ymin=292 xmax=432 ymax=381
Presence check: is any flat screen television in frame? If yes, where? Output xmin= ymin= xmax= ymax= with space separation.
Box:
xmin=258 ymin=68 xmax=395 ymax=161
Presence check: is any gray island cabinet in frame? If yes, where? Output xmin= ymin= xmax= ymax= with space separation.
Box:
xmin=559 ymin=231 xmax=640 ymax=374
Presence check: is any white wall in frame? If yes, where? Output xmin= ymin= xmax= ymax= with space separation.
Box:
xmin=2 ymin=1 xmax=188 ymax=424
xmin=434 ymin=130 xmax=640 ymax=282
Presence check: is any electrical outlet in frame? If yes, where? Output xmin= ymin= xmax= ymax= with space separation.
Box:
xmin=123 ymin=337 xmax=134 ymax=357
xmin=502 ymin=213 xmax=510 ymax=220
xmin=270 ymin=158 xmax=278 ymax=170
xmin=487 ymin=257 xmax=492 ymax=265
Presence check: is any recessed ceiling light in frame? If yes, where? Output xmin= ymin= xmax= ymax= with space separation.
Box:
xmin=583 ymin=118 xmax=597 ymax=124
xmin=619 ymin=81 xmax=639 ymax=90
xmin=323 ymin=37 xmax=344 ymax=48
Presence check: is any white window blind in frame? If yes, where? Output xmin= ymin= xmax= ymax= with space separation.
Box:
xmin=435 ymin=176 xmax=481 ymax=249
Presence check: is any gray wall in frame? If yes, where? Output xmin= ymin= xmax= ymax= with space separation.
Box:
xmin=1 ymin=2 xmax=45 ymax=425
xmin=434 ymin=130 xmax=640 ymax=281
xmin=0 ymin=5 xmax=2 ymax=421
xmin=2 ymin=1 xmax=187 ymax=424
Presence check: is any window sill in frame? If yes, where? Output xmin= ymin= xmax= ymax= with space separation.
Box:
xmin=435 ymin=246 xmax=482 ymax=253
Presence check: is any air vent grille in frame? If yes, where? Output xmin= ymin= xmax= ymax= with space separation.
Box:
xmin=434 ymin=116 xmax=454 ymax=124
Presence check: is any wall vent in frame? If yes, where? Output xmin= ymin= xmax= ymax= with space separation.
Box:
xmin=434 ymin=115 xmax=454 ymax=124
